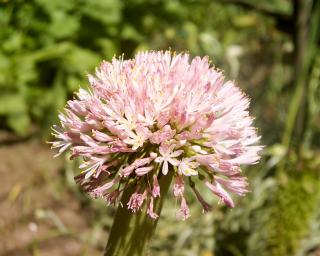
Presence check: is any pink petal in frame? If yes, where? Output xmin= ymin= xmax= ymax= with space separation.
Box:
xmin=205 ymin=181 xmax=234 ymax=208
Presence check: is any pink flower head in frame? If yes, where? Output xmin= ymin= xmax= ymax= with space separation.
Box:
xmin=155 ymin=143 xmax=183 ymax=175
xmin=50 ymin=50 xmax=261 ymax=220
xmin=176 ymin=197 xmax=191 ymax=220
xmin=127 ymin=191 xmax=147 ymax=213
xmin=152 ymin=175 xmax=160 ymax=198
xmin=205 ymin=181 xmax=235 ymax=208
xmin=173 ymin=175 xmax=185 ymax=197
xmin=147 ymin=197 xmax=159 ymax=219
xmin=105 ymin=190 xmax=121 ymax=206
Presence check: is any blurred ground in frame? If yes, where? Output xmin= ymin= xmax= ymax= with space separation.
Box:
xmin=0 ymin=133 xmax=106 ymax=256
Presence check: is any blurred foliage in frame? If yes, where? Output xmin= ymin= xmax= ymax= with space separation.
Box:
xmin=248 ymin=168 xmax=320 ymax=256
xmin=0 ymin=0 xmax=125 ymax=134
xmin=0 ymin=0 xmax=290 ymax=137
xmin=1 ymin=0 xmax=320 ymax=255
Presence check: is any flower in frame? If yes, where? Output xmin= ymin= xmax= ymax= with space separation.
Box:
xmin=173 ymin=176 xmax=185 ymax=197
xmin=152 ymin=175 xmax=160 ymax=198
xmin=50 ymin=50 xmax=262 ymax=220
xmin=154 ymin=144 xmax=183 ymax=175
xmin=147 ymin=197 xmax=159 ymax=219
xmin=178 ymin=158 xmax=199 ymax=176
xmin=176 ymin=197 xmax=191 ymax=220
xmin=127 ymin=191 xmax=147 ymax=213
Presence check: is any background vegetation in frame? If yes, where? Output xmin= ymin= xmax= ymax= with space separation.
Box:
xmin=1 ymin=0 xmax=319 ymax=255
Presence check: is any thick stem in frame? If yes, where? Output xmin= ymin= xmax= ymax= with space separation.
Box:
xmin=104 ymin=171 xmax=173 ymax=256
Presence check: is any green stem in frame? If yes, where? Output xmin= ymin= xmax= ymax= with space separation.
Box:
xmin=278 ymin=0 xmax=313 ymax=172
xmin=104 ymin=171 xmax=173 ymax=256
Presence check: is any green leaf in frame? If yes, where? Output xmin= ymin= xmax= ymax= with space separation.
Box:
xmin=48 ymin=11 xmax=80 ymax=39
xmin=7 ymin=112 xmax=31 ymax=135
xmin=80 ymin=0 xmax=122 ymax=25
xmin=63 ymin=46 xmax=100 ymax=73
xmin=96 ymin=38 xmax=118 ymax=60
xmin=0 ymin=94 xmax=27 ymax=114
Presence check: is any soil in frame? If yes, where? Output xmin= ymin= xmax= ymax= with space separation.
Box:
xmin=0 ymin=133 xmax=107 ymax=256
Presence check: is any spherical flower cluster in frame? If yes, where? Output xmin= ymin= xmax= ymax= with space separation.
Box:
xmin=51 ymin=51 xmax=262 ymax=220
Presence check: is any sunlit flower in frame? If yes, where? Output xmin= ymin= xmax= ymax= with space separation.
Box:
xmin=155 ymin=144 xmax=183 ymax=175
xmin=127 ymin=191 xmax=147 ymax=213
xmin=178 ymin=158 xmax=199 ymax=176
xmin=50 ymin=50 xmax=262 ymax=220
xmin=176 ymin=197 xmax=191 ymax=220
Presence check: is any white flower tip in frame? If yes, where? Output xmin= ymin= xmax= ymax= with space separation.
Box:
xmin=150 ymin=152 xmax=157 ymax=158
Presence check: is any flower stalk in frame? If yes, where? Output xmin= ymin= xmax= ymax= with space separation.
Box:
xmin=105 ymin=171 xmax=173 ymax=256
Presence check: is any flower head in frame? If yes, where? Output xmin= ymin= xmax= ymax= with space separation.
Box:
xmin=51 ymin=51 xmax=262 ymax=220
